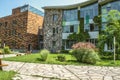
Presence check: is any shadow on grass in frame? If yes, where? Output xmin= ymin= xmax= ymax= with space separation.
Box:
xmin=66 ymin=60 xmax=78 ymax=62
xmin=36 ymin=58 xmax=44 ymax=61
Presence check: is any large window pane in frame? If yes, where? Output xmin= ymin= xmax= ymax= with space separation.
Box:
xmin=63 ymin=9 xmax=78 ymax=21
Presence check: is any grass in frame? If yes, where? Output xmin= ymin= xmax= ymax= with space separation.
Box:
xmin=3 ymin=53 xmax=120 ymax=67
xmin=0 ymin=71 xmax=16 ymax=80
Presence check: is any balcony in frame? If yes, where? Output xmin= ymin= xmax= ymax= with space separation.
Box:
xmin=88 ymin=31 xmax=99 ymax=39
xmin=62 ymin=33 xmax=73 ymax=39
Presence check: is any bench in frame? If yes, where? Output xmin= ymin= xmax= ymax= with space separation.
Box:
xmin=0 ymin=59 xmax=8 ymax=70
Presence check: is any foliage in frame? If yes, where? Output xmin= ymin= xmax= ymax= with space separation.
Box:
xmin=69 ymin=49 xmax=74 ymax=54
xmin=57 ymin=54 xmax=66 ymax=62
xmin=72 ymin=49 xmax=86 ymax=62
xmin=3 ymin=46 xmax=11 ymax=54
xmin=0 ymin=50 xmax=2 ymax=54
xmin=82 ymin=49 xmax=100 ymax=64
xmin=60 ymin=50 xmax=69 ymax=53
xmin=72 ymin=49 xmax=100 ymax=64
xmin=67 ymin=32 xmax=89 ymax=42
xmin=72 ymin=42 xmax=96 ymax=50
xmin=40 ymin=49 xmax=50 ymax=61
xmin=93 ymin=16 xmax=101 ymax=24
xmin=0 ymin=39 xmax=1 ymax=48
xmin=93 ymin=16 xmax=102 ymax=32
xmin=98 ymin=10 xmax=120 ymax=57
xmin=0 ymin=71 xmax=16 ymax=80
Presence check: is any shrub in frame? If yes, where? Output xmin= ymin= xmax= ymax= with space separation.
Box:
xmin=60 ymin=50 xmax=69 ymax=53
xmin=0 ymin=50 xmax=2 ymax=54
xmin=72 ymin=48 xmax=100 ymax=64
xmin=82 ymin=49 xmax=100 ymax=64
xmin=40 ymin=49 xmax=50 ymax=61
xmin=57 ymin=54 xmax=66 ymax=62
xmin=69 ymin=49 xmax=74 ymax=54
xmin=72 ymin=49 xmax=86 ymax=62
xmin=3 ymin=46 xmax=11 ymax=54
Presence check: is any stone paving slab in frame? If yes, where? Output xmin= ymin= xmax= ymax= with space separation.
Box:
xmin=0 ymin=54 xmax=16 ymax=58
xmin=2 ymin=61 xmax=120 ymax=80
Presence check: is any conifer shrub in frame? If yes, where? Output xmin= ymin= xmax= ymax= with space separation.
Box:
xmin=57 ymin=54 xmax=66 ymax=62
xmin=3 ymin=46 xmax=11 ymax=54
xmin=40 ymin=49 xmax=50 ymax=61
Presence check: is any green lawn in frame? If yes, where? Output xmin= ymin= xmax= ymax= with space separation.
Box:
xmin=3 ymin=53 xmax=120 ymax=67
xmin=0 ymin=71 xmax=16 ymax=80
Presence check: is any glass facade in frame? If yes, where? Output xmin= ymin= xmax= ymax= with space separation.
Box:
xmin=62 ymin=9 xmax=79 ymax=33
xmin=63 ymin=24 xmax=78 ymax=33
xmin=63 ymin=9 xmax=78 ymax=21
xmin=20 ymin=5 xmax=44 ymax=16
xmin=80 ymin=3 xmax=98 ymax=19
xmin=80 ymin=3 xmax=98 ymax=31
xmin=62 ymin=9 xmax=79 ymax=49
xmin=101 ymin=0 xmax=120 ymax=30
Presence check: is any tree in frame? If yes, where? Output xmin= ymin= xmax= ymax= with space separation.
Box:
xmin=67 ymin=32 xmax=89 ymax=42
xmin=99 ymin=10 xmax=120 ymax=59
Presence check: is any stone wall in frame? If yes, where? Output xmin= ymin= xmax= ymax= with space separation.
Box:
xmin=43 ymin=9 xmax=63 ymax=52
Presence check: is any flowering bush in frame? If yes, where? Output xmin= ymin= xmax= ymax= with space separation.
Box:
xmin=72 ymin=48 xmax=100 ymax=64
xmin=72 ymin=42 xmax=96 ymax=50
xmin=71 ymin=42 xmax=100 ymax=64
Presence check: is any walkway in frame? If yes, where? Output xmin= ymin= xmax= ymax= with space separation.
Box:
xmin=0 ymin=54 xmax=16 ymax=58
xmin=2 ymin=61 xmax=120 ymax=80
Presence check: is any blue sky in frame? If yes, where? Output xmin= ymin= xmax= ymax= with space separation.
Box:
xmin=0 ymin=0 xmax=87 ymax=17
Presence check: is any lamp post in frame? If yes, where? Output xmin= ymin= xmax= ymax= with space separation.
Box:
xmin=3 ymin=42 xmax=5 ymax=58
xmin=113 ymin=36 xmax=116 ymax=63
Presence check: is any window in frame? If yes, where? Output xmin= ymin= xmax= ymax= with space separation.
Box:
xmin=5 ymin=22 xmax=8 ymax=27
xmin=89 ymin=39 xmax=98 ymax=46
xmin=107 ymin=43 xmax=113 ymax=50
xmin=80 ymin=10 xmax=84 ymax=18
xmin=23 ymin=18 xmax=27 ymax=26
xmin=63 ymin=9 xmax=78 ymax=21
xmin=0 ymin=23 xmax=2 ymax=27
xmin=106 ymin=38 xmax=113 ymax=50
xmin=12 ymin=20 xmax=17 ymax=26
xmin=53 ymin=14 xmax=58 ymax=22
xmin=70 ymin=25 xmax=74 ymax=33
xmin=90 ymin=24 xmax=94 ymax=31
xmin=52 ymin=41 xmax=56 ymax=47
xmin=53 ymin=28 xmax=55 ymax=36
xmin=107 ymin=7 xmax=111 ymax=12
xmin=20 ymin=5 xmax=28 ymax=12
xmin=12 ymin=30 xmax=16 ymax=35
xmin=66 ymin=40 xmax=75 ymax=49
xmin=18 ymin=33 xmax=22 ymax=38
xmin=56 ymin=27 xmax=58 ymax=33
xmin=39 ymin=35 xmax=43 ymax=42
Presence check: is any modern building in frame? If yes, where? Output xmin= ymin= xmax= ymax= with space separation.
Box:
xmin=0 ymin=5 xmax=44 ymax=51
xmin=43 ymin=0 xmax=120 ymax=52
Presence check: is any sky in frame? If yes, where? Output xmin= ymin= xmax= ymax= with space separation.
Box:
xmin=0 ymin=0 xmax=88 ymax=17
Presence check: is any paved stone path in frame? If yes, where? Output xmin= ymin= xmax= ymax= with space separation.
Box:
xmin=2 ymin=61 xmax=120 ymax=80
xmin=0 ymin=54 xmax=16 ymax=58
xmin=0 ymin=53 xmax=24 ymax=58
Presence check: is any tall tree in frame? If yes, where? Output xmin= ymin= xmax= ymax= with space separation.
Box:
xmin=99 ymin=10 xmax=120 ymax=59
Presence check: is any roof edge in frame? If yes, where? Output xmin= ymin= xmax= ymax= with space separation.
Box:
xmin=42 ymin=0 xmax=97 ymax=9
